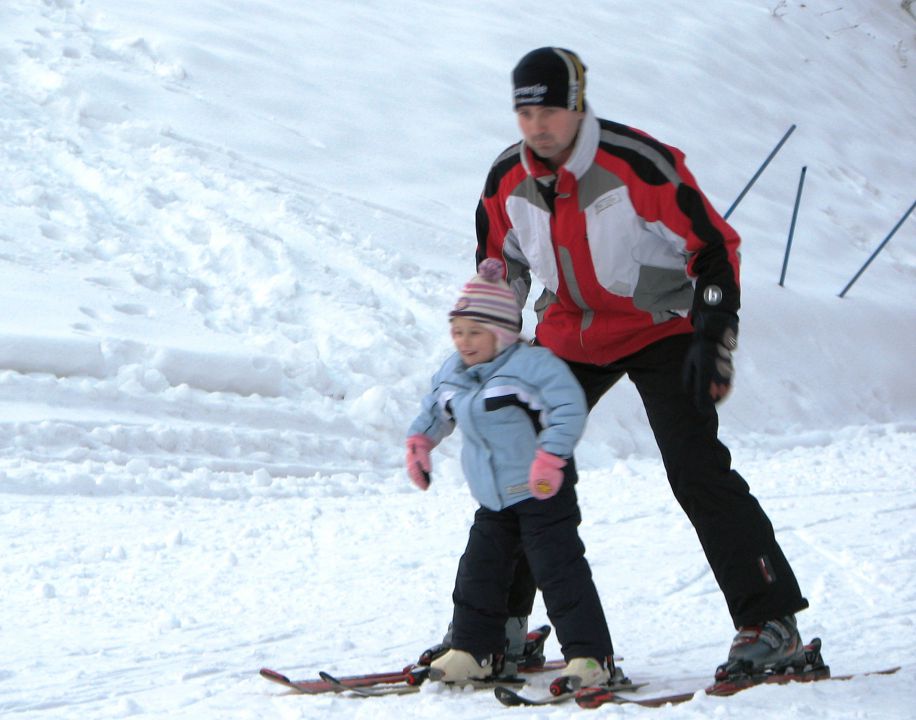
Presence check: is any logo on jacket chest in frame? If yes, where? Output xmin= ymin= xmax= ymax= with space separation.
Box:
xmin=594 ymin=191 xmax=623 ymax=214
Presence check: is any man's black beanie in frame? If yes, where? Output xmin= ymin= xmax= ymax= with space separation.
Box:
xmin=512 ymin=47 xmax=587 ymax=111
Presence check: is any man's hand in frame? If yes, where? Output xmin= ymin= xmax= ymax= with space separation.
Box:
xmin=683 ymin=312 xmax=738 ymax=412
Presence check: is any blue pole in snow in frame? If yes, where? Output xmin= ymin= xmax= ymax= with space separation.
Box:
xmin=779 ymin=166 xmax=807 ymax=287
xmin=724 ymin=124 xmax=797 ymax=220
xmin=838 ymin=198 xmax=916 ymax=298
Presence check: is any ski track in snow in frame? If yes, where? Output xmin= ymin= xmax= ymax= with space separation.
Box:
xmin=1 ymin=0 xmax=914 ymax=719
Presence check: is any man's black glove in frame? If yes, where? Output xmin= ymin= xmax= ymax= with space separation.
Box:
xmin=682 ymin=311 xmax=738 ymax=413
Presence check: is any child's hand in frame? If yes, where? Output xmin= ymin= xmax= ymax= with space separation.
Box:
xmin=406 ymin=434 xmax=434 ymax=490
xmin=528 ymin=449 xmax=566 ymax=499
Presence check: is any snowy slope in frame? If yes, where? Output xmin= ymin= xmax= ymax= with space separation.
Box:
xmin=0 ymin=0 xmax=914 ymax=718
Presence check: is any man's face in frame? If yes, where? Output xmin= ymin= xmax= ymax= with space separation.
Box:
xmin=516 ymin=105 xmax=583 ymax=167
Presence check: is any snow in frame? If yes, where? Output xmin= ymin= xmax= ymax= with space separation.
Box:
xmin=1 ymin=0 xmax=914 ymax=717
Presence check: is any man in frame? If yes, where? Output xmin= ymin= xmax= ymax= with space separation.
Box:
xmin=448 ymin=46 xmax=811 ymax=679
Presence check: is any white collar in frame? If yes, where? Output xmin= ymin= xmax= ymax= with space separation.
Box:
xmin=564 ymin=104 xmax=598 ymax=179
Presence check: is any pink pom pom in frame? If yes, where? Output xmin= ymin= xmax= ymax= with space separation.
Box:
xmin=477 ymin=258 xmax=505 ymax=282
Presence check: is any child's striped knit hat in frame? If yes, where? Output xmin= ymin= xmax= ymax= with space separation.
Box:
xmin=450 ymin=258 xmax=522 ymax=353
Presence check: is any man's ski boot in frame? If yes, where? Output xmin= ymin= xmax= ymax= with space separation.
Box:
xmin=718 ymin=614 xmax=805 ymax=678
xmin=714 ymin=615 xmax=829 ymax=689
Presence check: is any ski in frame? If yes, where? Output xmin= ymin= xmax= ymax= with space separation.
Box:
xmin=259 ymin=665 xmax=417 ymax=694
xmin=494 ymin=684 xmax=574 ymax=707
xmin=575 ymin=684 xmax=695 ymax=709
xmin=316 ymin=670 xmax=421 ymax=697
xmin=575 ymin=666 xmax=900 ymax=709
xmin=260 ymin=659 xmax=567 ymax=695
xmin=494 ymin=670 xmax=645 ymax=707
xmin=575 ymin=637 xmax=899 ymax=710
xmin=308 ymin=667 xmax=533 ymax=699
xmin=710 ymin=665 xmax=902 ymax=695
xmin=260 ymin=623 xmax=563 ymax=695
xmin=427 ymin=666 xmax=530 ymax=688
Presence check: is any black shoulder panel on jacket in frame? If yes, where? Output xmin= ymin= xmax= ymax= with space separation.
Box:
xmin=596 ymin=119 xmax=677 ymax=187
xmin=482 ymin=143 xmax=523 ymax=199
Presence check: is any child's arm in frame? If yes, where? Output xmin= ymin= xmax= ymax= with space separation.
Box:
xmin=407 ymin=375 xmax=457 ymax=446
xmin=405 ymin=362 xmax=459 ymax=489
xmin=525 ymin=348 xmax=588 ymax=458
xmin=520 ymin=348 xmax=588 ymax=500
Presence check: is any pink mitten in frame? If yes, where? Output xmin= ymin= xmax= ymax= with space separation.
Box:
xmin=406 ymin=434 xmax=434 ymax=490
xmin=528 ymin=449 xmax=566 ymax=500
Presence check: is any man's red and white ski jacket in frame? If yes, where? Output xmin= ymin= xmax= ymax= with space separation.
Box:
xmin=475 ymin=106 xmax=741 ymax=365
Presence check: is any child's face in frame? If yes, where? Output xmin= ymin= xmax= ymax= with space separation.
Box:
xmin=450 ymin=318 xmax=497 ymax=366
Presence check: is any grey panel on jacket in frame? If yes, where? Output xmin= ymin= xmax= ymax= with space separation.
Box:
xmin=510 ymin=176 xmax=552 ymax=213
xmin=533 ymin=288 xmax=557 ymax=324
xmin=577 ymin=164 xmax=624 ymax=212
xmin=632 ymin=265 xmax=694 ymax=322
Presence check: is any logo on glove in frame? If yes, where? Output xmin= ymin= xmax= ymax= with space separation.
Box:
xmin=535 ymin=480 xmax=553 ymax=495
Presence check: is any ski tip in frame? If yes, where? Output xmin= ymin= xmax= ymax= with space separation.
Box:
xmin=879 ymin=666 xmax=902 ymax=676
xmin=493 ymin=685 xmax=524 ymax=707
xmin=259 ymin=668 xmax=291 ymax=683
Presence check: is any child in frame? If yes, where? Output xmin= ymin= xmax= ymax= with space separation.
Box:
xmin=405 ymin=258 xmax=614 ymax=686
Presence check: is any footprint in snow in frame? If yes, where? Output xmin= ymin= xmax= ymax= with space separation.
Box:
xmin=113 ymin=303 xmax=150 ymax=317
